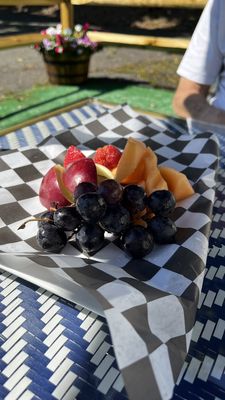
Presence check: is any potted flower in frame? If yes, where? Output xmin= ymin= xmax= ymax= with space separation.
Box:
xmin=34 ymin=23 xmax=99 ymax=85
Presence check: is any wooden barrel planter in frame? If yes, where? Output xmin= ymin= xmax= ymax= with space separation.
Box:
xmin=43 ymin=52 xmax=90 ymax=85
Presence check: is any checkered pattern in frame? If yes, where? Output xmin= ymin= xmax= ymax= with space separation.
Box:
xmin=0 ymin=103 xmax=106 ymax=150
xmin=0 ymin=105 xmax=219 ymax=400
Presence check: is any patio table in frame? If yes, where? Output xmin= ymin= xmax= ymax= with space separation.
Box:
xmin=0 ymin=101 xmax=224 ymax=400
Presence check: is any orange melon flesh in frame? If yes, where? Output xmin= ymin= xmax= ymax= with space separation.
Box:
xmin=120 ymin=146 xmax=158 ymax=185
xmin=111 ymin=167 xmax=117 ymax=177
xmin=159 ymin=166 xmax=195 ymax=201
xmin=145 ymin=146 xmax=158 ymax=167
xmin=113 ymin=138 xmax=194 ymax=202
xmin=121 ymin=157 xmax=146 ymax=185
xmin=137 ymin=180 xmax=146 ymax=190
xmin=115 ymin=138 xmax=146 ymax=183
xmin=145 ymin=162 xmax=168 ymax=196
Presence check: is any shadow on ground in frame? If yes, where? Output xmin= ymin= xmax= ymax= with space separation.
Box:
xmin=0 ymin=77 xmax=137 ymax=121
xmin=0 ymin=5 xmax=201 ymax=37
xmin=0 ymin=5 xmax=201 ymax=131
xmin=0 ymin=77 xmax=175 ymax=132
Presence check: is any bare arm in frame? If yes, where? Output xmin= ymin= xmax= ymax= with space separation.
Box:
xmin=173 ymin=77 xmax=225 ymax=125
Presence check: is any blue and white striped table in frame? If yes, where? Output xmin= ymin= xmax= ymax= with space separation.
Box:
xmin=0 ymin=103 xmax=225 ymax=400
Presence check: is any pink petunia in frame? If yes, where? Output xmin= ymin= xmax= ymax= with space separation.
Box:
xmin=55 ymin=46 xmax=64 ymax=54
xmin=83 ymin=23 xmax=90 ymax=31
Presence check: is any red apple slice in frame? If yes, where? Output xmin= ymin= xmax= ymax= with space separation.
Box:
xmin=54 ymin=165 xmax=74 ymax=204
xmin=39 ymin=165 xmax=70 ymax=210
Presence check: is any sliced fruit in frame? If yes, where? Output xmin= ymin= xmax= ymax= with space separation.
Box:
xmin=54 ymin=164 xmax=74 ymax=203
xmin=143 ymin=152 xmax=168 ymax=196
xmin=119 ymin=144 xmax=158 ymax=185
xmin=145 ymin=146 xmax=158 ymax=167
xmin=95 ymin=163 xmax=115 ymax=180
xmin=132 ymin=218 xmax=148 ymax=228
xmin=138 ymin=180 xmax=146 ymax=190
xmin=145 ymin=168 xmax=168 ymax=196
xmin=115 ymin=138 xmax=146 ymax=183
xmin=159 ymin=166 xmax=195 ymax=201
xmin=39 ymin=165 xmax=70 ymax=210
xmin=121 ymin=158 xmax=145 ymax=185
xmin=111 ymin=167 xmax=117 ymax=177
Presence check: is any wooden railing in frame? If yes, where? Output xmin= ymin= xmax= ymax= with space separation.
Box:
xmin=0 ymin=0 xmax=74 ymax=49
xmin=71 ymin=0 xmax=206 ymax=7
xmin=0 ymin=0 xmax=206 ymax=50
xmin=71 ymin=0 xmax=206 ymax=50
xmin=0 ymin=0 xmax=59 ymax=4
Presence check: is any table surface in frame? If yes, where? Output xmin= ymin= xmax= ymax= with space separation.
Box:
xmin=0 ymin=102 xmax=224 ymax=400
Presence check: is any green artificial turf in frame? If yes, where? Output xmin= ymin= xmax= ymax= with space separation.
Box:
xmin=0 ymin=79 xmax=175 ymax=132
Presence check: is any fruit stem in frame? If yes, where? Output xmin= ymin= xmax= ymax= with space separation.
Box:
xmin=18 ymin=217 xmax=52 ymax=230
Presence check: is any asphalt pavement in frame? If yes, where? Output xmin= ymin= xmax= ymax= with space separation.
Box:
xmin=0 ymin=44 xmax=183 ymax=98
xmin=0 ymin=5 xmax=200 ymax=98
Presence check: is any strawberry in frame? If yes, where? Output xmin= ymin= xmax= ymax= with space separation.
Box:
xmin=93 ymin=145 xmax=122 ymax=170
xmin=64 ymin=145 xmax=85 ymax=168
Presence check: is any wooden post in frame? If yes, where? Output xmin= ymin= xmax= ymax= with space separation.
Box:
xmin=60 ymin=0 xmax=74 ymax=30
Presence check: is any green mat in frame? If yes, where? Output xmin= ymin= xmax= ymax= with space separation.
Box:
xmin=0 ymin=79 xmax=175 ymax=132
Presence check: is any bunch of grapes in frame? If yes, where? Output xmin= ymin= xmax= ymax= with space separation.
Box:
xmin=36 ymin=180 xmax=177 ymax=259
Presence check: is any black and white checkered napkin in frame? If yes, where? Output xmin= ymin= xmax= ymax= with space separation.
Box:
xmin=0 ymin=105 xmax=219 ymax=400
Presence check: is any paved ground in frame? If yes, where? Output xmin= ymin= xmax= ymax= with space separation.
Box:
xmin=0 ymin=5 xmax=201 ymax=98
xmin=0 ymin=45 xmax=183 ymax=98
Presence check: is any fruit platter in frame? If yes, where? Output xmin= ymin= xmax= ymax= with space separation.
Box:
xmin=0 ymin=108 xmax=219 ymax=400
xmin=32 ymin=138 xmax=195 ymax=258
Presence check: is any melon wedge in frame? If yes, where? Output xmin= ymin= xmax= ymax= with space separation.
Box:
xmin=121 ymin=158 xmax=146 ymax=185
xmin=138 ymin=180 xmax=146 ymax=190
xmin=145 ymin=146 xmax=158 ymax=167
xmin=120 ymin=146 xmax=158 ymax=185
xmin=115 ymin=138 xmax=146 ymax=183
xmin=145 ymin=165 xmax=168 ymax=196
xmin=159 ymin=166 xmax=195 ymax=201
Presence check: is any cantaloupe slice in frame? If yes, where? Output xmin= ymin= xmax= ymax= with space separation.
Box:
xmin=120 ymin=146 xmax=158 ymax=185
xmin=145 ymin=172 xmax=168 ymax=197
xmin=121 ymin=158 xmax=146 ymax=184
xmin=137 ymin=180 xmax=146 ymax=190
xmin=145 ymin=146 xmax=158 ymax=167
xmin=115 ymin=138 xmax=146 ymax=183
xmin=159 ymin=166 xmax=195 ymax=201
xmin=111 ymin=167 xmax=117 ymax=177
xmin=114 ymin=138 xmax=194 ymax=202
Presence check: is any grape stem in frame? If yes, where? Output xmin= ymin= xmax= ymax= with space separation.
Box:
xmin=18 ymin=217 xmax=52 ymax=230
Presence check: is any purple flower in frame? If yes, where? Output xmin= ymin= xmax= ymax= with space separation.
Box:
xmin=43 ymin=38 xmax=54 ymax=51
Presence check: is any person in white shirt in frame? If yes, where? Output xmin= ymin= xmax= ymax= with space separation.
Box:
xmin=173 ymin=0 xmax=225 ymax=134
